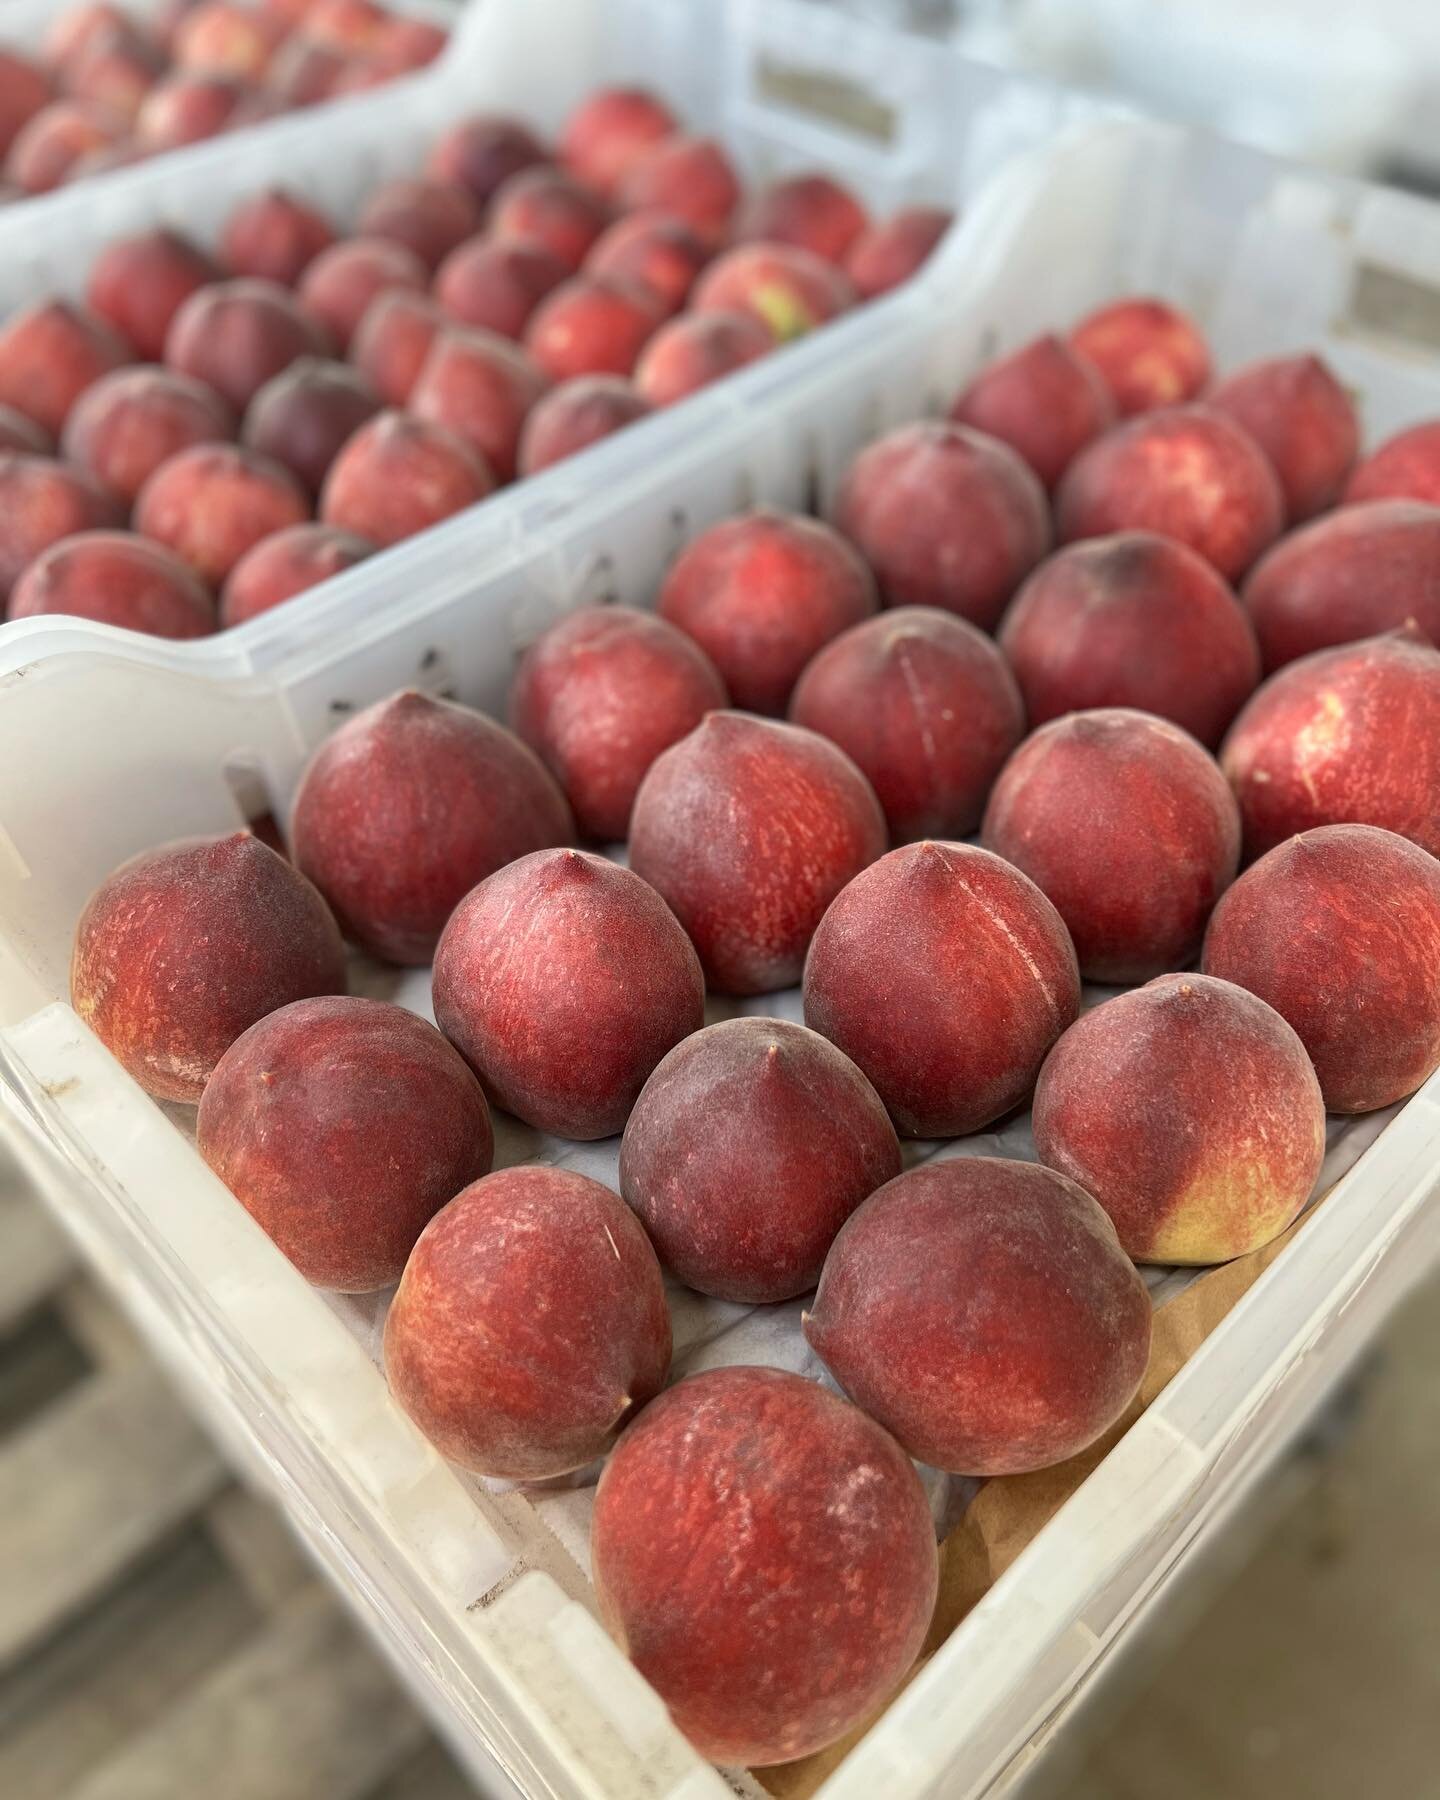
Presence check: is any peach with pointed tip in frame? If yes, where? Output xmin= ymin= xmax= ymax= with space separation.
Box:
xmin=0 ymin=299 xmax=130 ymax=437
xmin=690 ymin=242 xmax=854 ymax=342
xmin=844 ymin=205 xmax=952 ymax=300
xmin=1068 ymin=296 xmax=1211 ymax=416
xmin=1210 ymin=351 xmax=1358 ymax=522
xmin=951 ymin=333 xmax=1115 ymax=490
xmin=559 ymin=86 xmax=677 ymax=198
xmin=1344 ymin=419 xmax=1440 ymax=507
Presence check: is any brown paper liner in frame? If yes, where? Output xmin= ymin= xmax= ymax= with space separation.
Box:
xmin=756 ymin=1201 xmax=1317 ymax=1799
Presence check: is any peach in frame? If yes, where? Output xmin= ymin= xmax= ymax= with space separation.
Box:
xmin=804 ymin=1157 xmax=1151 ymax=1472
xmin=592 ymin=1365 xmax=936 ymax=1767
xmin=998 ymin=532 xmax=1261 ymax=748
xmin=165 ymin=278 xmax=333 ymax=412
xmin=241 ymin=356 xmax=378 ymax=496
xmin=65 ymin=137 xmax=147 ymax=178
xmin=584 ymin=210 xmax=708 ymax=315
xmin=56 ymin=36 xmax=161 ymax=123
xmin=220 ymin=186 xmax=337 ymax=286
xmin=86 ymin=227 xmax=221 ymax=361
xmin=135 ymin=71 xmax=248 ymax=147
xmin=291 ymin=689 xmax=572 ymax=963
xmin=172 ymin=0 xmax=285 ymax=76
xmin=803 ymin=841 xmax=1079 ymax=1135
xmin=220 ymin=520 xmax=372 ymax=624
xmin=70 ymin=829 xmax=346 ymax=1103
xmin=0 ymin=406 xmax=51 ymax=454
xmin=297 ymin=0 xmax=387 ymax=54
xmin=135 ymin=442 xmax=309 ymax=584
xmin=737 ymin=172 xmax=869 ymax=267
xmin=198 ymin=995 xmax=492 ymax=1289
xmin=951 ymin=333 xmax=1116 ymax=490
xmin=790 ymin=606 xmax=1024 ymax=840
xmin=63 ymin=366 xmax=236 ymax=505
xmin=0 ymin=50 xmax=53 ymax=159
xmin=1344 ymin=419 xmax=1440 ymax=506
xmin=262 ymin=37 xmax=345 ymax=106
xmin=522 ymin=275 xmax=659 ymax=382
xmin=348 ymin=289 xmax=444 ymax=405
xmin=0 ymin=456 xmax=124 ymax=599
xmin=1210 ymin=352 xmax=1358 ymax=522
xmin=408 ymin=327 xmax=548 ymax=484
xmin=424 ymin=113 xmax=549 ymax=208
xmin=516 ymin=375 xmax=648 ymax=475
xmin=297 ymin=235 xmax=428 ymax=351
xmin=371 ymin=15 xmax=447 ymax=73
xmin=489 ymin=166 xmax=611 ymax=273
xmin=1202 ymin=823 xmax=1440 ymax=1111
xmin=690 ymin=242 xmax=854 ymax=342
xmin=657 ymin=509 xmax=878 ymax=715
xmin=8 ymin=530 xmax=214 ymax=637
xmin=44 ymin=3 xmax=145 ymax=72
xmin=432 ymin=235 xmax=568 ymax=340
xmin=632 ymin=309 xmax=771 ymax=407
xmin=844 ymin=204 xmax=952 ymax=300
xmin=1069 ymin=295 xmax=1212 ymax=415
xmin=1242 ymin=499 xmax=1440 ymax=671
xmin=621 ymin=1017 xmax=900 ymax=1302
xmin=834 ymin=421 xmax=1051 ymax=629
xmin=385 ymin=1166 xmax=671 ymax=1477
xmin=319 ymin=409 xmax=494 ymax=545
xmin=618 ymin=135 xmax=740 ymax=246
xmin=1221 ymin=628 xmax=1440 ymax=860
xmin=4 ymin=99 xmax=125 ymax=192
xmin=983 ymin=709 xmax=1239 ymax=983
xmin=559 ymin=86 xmax=677 ymax=198
xmin=357 ymin=176 xmax=479 ymax=271
xmin=510 ymin=604 xmax=727 ymax=840
xmin=1034 ymin=974 xmax=1326 ymax=1264
xmin=630 ymin=712 xmax=886 ymax=994
xmin=1056 ymin=403 xmax=1284 ymax=581
xmin=433 ymin=848 xmax=704 ymax=1137
xmin=0 ymin=300 xmax=130 ymax=437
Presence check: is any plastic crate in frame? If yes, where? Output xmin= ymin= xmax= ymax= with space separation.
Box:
xmin=8 ymin=104 xmax=1440 ymax=1800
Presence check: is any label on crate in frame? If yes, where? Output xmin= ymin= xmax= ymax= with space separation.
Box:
xmin=1348 ymin=262 xmax=1440 ymax=356
xmin=751 ymin=53 xmax=898 ymax=143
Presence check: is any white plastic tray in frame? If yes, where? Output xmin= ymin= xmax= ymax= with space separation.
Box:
xmin=8 ymin=109 xmax=1440 ymax=1800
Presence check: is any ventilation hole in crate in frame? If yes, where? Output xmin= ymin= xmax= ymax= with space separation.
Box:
xmin=329 ymin=696 xmax=356 ymax=717
xmin=223 ymin=755 xmax=285 ymax=857
xmin=666 ymin=505 xmax=691 ymax=555
xmin=574 ymin=551 xmax=618 ymax=609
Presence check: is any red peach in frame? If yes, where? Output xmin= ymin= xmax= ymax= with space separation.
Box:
xmin=290 ymin=689 xmax=572 ymax=963
xmin=690 ymin=242 xmax=855 ymax=342
xmin=86 ymin=227 xmax=221 ymax=361
xmin=4 ymin=99 xmax=125 ymax=192
xmin=357 ymin=176 xmax=479 ymax=271
xmin=408 ymin=327 xmax=548 ymax=485
xmin=433 ymin=848 xmax=704 ymax=1137
xmin=834 ymin=420 xmax=1051 ymax=629
xmin=0 ymin=50 xmax=53 ymax=159
xmin=559 ymin=86 xmax=677 ymax=199
xmin=0 ymin=406 xmax=51 ymax=454
xmin=164 ymin=278 xmax=333 ymax=412
xmin=1202 ymin=823 xmax=1440 ymax=1111
xmin=348 ymin=289 xmax=445 ymax=405
xmin=297 ymin=235 xmax=428 ymax=351
xmin=591 ymin=1365 xmax=936 ymax=1768
xmin=1221 ymin=628 xmax=1440 ymax=860
xmin=220 ymin=186 xmax=337 ymax=286
xmin=424 ymin=113 xmax=549 ymax=209
xmin=8 ymin=530 xmax=214 ymax=637
xmin=135 ymin=441 xmax=309 ymax=584
xmin=370 ymin=15 xmax=447 ymax=73
xmin=296 ymin=0 xmax=387 ymax=54
xmin=790 ymin=606 xmax=1025 ymax=840
xmin=220 ymin=520 xmax=372 ymax=624
xmin=385 ymin=1166 xmax=671 ymax=1477
xmin=1210 ymin=352 xmax=1358 ymax=522
xmin=0 ymin=456 xmax=124 ymax=598
xmin=619 ymin=135 xmax=740 ymax=246
xmin=998 ymin=532 xmax=1261 ymax=748
xmin=1344 ymin=419 xmax=1440 ymax=506
xmin=1056 ymin=403 xmax=1284 ymax=581
xmin=620 ymin=1016 xmax=901 ymax=1302
xmin=0 ymin=299 xmax=130 ymax=437
xmin=1034 ymin=974 xmax=1326 ymax=1264
xmin=516 ymin=375 xmax=649 ymax=475
xmin=319 ymin=409 xmax=494 ymax=545
xmin=584 ymin=210 xmax=708 ymax=315
xmin=844 ymin=204 xmax=952 ymax=300
xmin=632 ymin=309 xmax=772 ymax=407
xmin=241 ymin=357 xmax=379 ymax=496
xmin=658 ymin=509 xmax=878 ymax=715
xmin=56 ymin=36 xmax=161 ymax=123
xmin=198 ymin=995 xmax=493 ymax=1290
xmin=44 ymin=4 xmax=148 ymax=71
xmin=629 ymin=711 xmax=887 ymax=994
xmin=63 ymin=366 xmax=236 ymax=506
xmin=172 ymin=0 xmax=285 ymax=76
xmin=320 ymin=57 xmax=392 ymax=98
xmin=262 ymin=37 xmax=346 ymax=106
xmin=736 ymin=172 xmax=869 ymax=267
xmin=489 ymin=166 xmax=611 ymax=273
xmin=509 ymin=604 xmax=727 ymax=840
xmin=803 ymin=841 xmax=1079 ymax=1135
xmin=1069 ymin=296 xmax=1212 ymax=415
xmin=522 ymin=275 xmax=659 ymax=383
xmin=951 ymin=333 xmax=1116 ymax=490
xmin=155 ymin=0 xmax=208 ymax=48
xmin=804 ymin=1157 xmax=1151 ymax=1472
xmin=135 ymin=71 xmax=248 ymax=148
xmin=70 ymin=829 xmax=346 ymax=1103
xmin=432 ymin=235 xmax=568 ymax=339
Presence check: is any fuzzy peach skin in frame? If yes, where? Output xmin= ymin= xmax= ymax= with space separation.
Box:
xmin=349 ymin=292 xmax=445 ymax=407
xmin=690 ymin=242 xmax=856 ymax=342
xmin=86 ymin=227 xmax=220 ymax=361
xmin=220 ymin=187 xmax=336 ymax=287
xmin=0 ymin=300 xmax=130 ymax=437
xmin=802 ymin=840 xmax=1080 ymax=1136
xmin=559 ymin=86 xmax=677 ymax=199
xmin=619 ymin=1017 xmax=901 ymax=1303
xmin=629 ymin=712 xmax=887 ymax=995
xmin=408 ymin=327 xmax=549 ymax=485
xmin=1056 ymin=404 xmax=1284 ymax=582
xmin=843 ymin=204 xmax=951 ymax=300
xmin=657 ymin=509 xmax=879 ymax=715
xmin=735 ymin=173 xmax=870 ymax=266
xmin=1344 ymin=419 xmax=1440 ymax=507
xmin=198 ymin=995 xmax=492 ymax=1289
xmin=1068 ymin=296 xmax=1211 ymax=415
xmin=618 ymin=135 xmax=740 ymax=246
xmin=999 ymin=532 xmax=1260 ymax=750
xmin=585 ymin=212 xmax=709 ymax=316
xmin=9 ymin=531 xmax=214 ymax=637
xmin=804 ymin=1156 xmax=1151 ymax=1473
xmin=64 ymin=365 xmax=236 ymax=507
xmin=319 ymin=409 xmax=495 ymax=546
xmin=357 ymin=176 xmax=479 ymax=273
xmin=1033 ymin=974 xmax=1326 ymax=1264
xmin=290 ymin=689 xmax=572 ymax=965
xmin=432 ymin=848 xmax=704 ymax=1139
xmin=509 ymin=604 xmax=727 ymax=842
xmin=789 ymin=605 xmax=1025 ymax=841
xmin=632 ymin=310 xmax=772 ymax=408
xmin=220 ymin=522 xmax=373 ymax=626
xmin=434 ymin=237 xmax=568 ymax=341
xmin=0 ymin=455 xmax=124 ymax=599
xmin=522 ymin=275 xmax=660 ymax=384
xmin=1202 ymin=823 xmax=1440 ymax=1112
xmin=1221 ymin=628 xmax=1440 ymax=861
xmin=590 ymin=1365 xmax=937 ymax=1768
xmin=983 ymin=709 xmax=1240 ymax=984
xmin=516 ymin=375 xmax=649 ymax=475
xmin=385 ymin=1166 xmax=671 ymax=1479
xmin=490 ymin=167 xmax=613 ymax=274
xmin=70 ymin=830 xmax=346 ymax=1103
xmin=164 ymin=279 xmax=333 ymax=413
xmin=951 ymin=333 xmax=1116 ymax=490
xmin=1241 ymin=500 xmax=1440 ymax=672
xmin=297 ymin=236 xmax=428 ymax=353
xmin=136 ymin=442 xmax=309 ymax=586
xmin=833 ymin=421 xmax=1051 ymax=630
xmin=1210 ymin=352 xmax=1359 ymax=522
xmin=423 ymin=113 xmax=549 ymax=209
xmin=241 ymin=358 xmax=379 ymax=497
xmin=0 ymin=406 xmax=51 ymax=454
